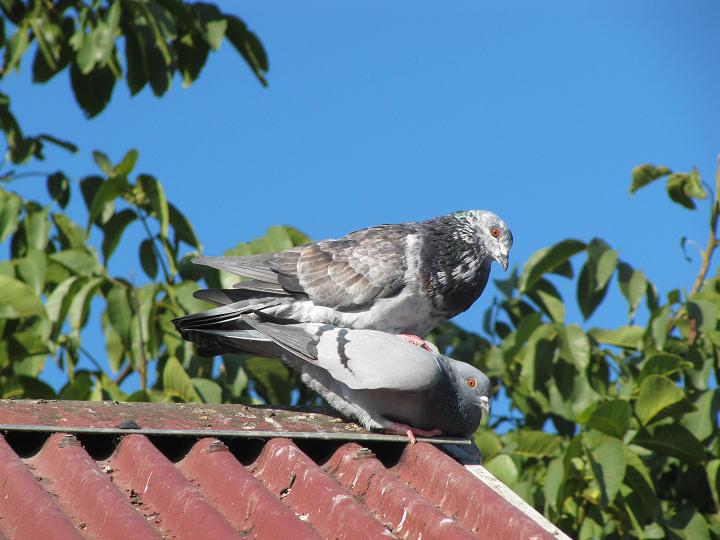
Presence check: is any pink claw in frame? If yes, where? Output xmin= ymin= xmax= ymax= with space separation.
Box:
xmin=384 ymin=421 xmax=443 ymax=445
xmin=397 ymin=334 xmax=434 ymax=352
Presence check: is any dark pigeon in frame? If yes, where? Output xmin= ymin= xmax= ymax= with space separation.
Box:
xmin=175 ymin=210 xmax=512 ymax=338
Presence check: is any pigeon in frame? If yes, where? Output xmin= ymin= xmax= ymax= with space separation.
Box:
xmin=176 ymin=316 xmax=492 ymax=441
xmin=181 ymin=210 xmax=512 ymax=344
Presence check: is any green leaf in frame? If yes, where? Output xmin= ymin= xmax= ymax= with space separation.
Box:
xmin=106 ymin=286 xmax=132 ymax=347
xmin=25 ymin=207 xmax=50 ymax=251
xmin=630 ymin=164 xmax=671 ymax=193
xmin=706 ymin=459 xmax=720 ymax=509
xmin=244 ymin=357 xmax=293 ymax=404
xmin=518 ymin=239 xmax=586 ymax=293
xmin=139 ymin=175 xmax=169 ymax=239
xmin=49 ymin=249 xmax=101 ymax=276
xmin=638 ymin=353 xmax=689 ymax=383
xmin=176 ymin=30 xmax=210 ymax=86
xmin=53 ymin=213 xmax=87 ymax=249
xmin=225 ymin=15 xmax=268 ymax=85
xmin=667 ymin=511 xmax=711 ymax=540
xmin=221 ymin=354 xmax=248 ymax=400
xmin=473 ymin=429 xmax=502 ymax=461
xmin=681 ymin=390 xmax=719 ymax=441
xmin=543 ymin=457 xmax=564 ymax=511
xmin=3 ymin=23 xmax=30 ymax=74
xmin=586 ymin=399 xmax=631 ymax=439
xmin=512 ymin=430 xmax=561 ymax=457
xmin=666 ymin=170 xmax=706 ymax=210
xmin=586 ymin=434 xmax=626 ymax=506
xmin=101 ymin=209 xmax=137 ymax=262
xmin=87 ymin=175 xmax=125 ymax=229
xmin=92 ymin=150 xmax=113 ymax=175
xmin=0 ymin=275 xmax=45 ymax=318
xmin=687 ymin=300 xmax=717 ymax=335
xmin=484 ymin=454 xmax=519 ymax=486
xmin=558 ymin=324 xmax=590 ymax=369
xmin=67 ymin=277 xmax=103 ymax=331
xmin=0 ymin=190 xmax=21 ymax=242
xmin=60 ymin=371 xmax=93 ymax=400
xmin=193 ymin=3 xmax=226 ymax=50
xmin=163 ymin=356 xmax=200 ymax=402
xmin=589 ymin=326 xmax=644 ymax=349
xmin=633 ymin=424 xmax=706 ymax=464
xmin=139 ymin=238 xmax=158 ymax=279
xmin=17 ymin=376 xmax=57 ymax=400
xmin=70 ymin=62 xmax=115 ymax=118
xmin=527 ymin=278 xmax=565 ymax=322
xmin=101 ymin=312 xmax=125 ymax=373
xmin=15 ymin=249 xmax=46 ymax=295
xmin=169 ymin=203 xmax=200 ymax=248
xmin=636 ymin=375 xmax=695 ymax=425
xmin=45 ymin=276 xmax=80 ymax=326
xmin=114 ymin=148 xmax=138 ymax=176
xmin=47 ymin=172 xmax=71 ymax=208
xmin=191 ymin=378 xmax=222 ymax=403
xmin=124 ymin=24 xmax=149 ymax=95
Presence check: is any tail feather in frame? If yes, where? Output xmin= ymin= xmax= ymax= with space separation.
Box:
xmin=193 ymin=287 xmax=287 ymax=307
xmin=193 ymin=255 xmax=278 ymax=283
xmin=183 ymin=328 xmax=284 ymax=358
xmin=239 ymin=317 xmax=319 ymax=363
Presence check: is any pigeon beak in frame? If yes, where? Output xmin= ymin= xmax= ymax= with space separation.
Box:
xmin=479 ymin=396 xmax=491 ymax=417
xmin=496 ymin=252 xmax=508 ymax=271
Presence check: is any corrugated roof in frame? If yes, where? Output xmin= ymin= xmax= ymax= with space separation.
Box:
xmin=0 ymin=400 xmax=568 ymax=540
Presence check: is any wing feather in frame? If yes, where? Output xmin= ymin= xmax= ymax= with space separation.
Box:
xmin=193 ymin=223 xmax=415 ymax=310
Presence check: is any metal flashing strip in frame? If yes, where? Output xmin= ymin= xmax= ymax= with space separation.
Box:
xmin=465 ymin=464 xmax=571 ymax=540
xmin=0 ymin=423 xmax=472 ymax=445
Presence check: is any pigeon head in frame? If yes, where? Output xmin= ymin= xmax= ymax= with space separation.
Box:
xmin=454 ymin=210 xmax=513 ymax=270
xmin=451 ymin=359 xmax=492 ymax=422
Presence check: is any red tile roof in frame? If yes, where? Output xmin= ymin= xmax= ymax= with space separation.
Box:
xmin=0 ymin=400 xmax=568 ymax=539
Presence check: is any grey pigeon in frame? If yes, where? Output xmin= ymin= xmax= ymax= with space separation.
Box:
xmin=177 ymin=317 xmax=491 ymax=440
xmin=181 ymin=210 xmax=513 ymax=339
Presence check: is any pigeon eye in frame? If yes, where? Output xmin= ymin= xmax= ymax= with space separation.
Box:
xmin=466 ymin=378 xmax=477 ymax=388
xmin=490 ymin=227 xmax=501 ymax=238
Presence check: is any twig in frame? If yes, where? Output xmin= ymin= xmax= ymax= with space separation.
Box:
xmin=79 ymin=346 xmax=107 ymax=376
xmin=135 ymin=205 xmax=172 ymax=283
xmin=0 ymin=171 xmax=52 ymax=182
xmin=114 ymin=363 xmax=133 ymax=386
xmin=689 ymin=156 xmax=720 ymax=296
xmin=129 ymin=285 xmax=149 ymax=391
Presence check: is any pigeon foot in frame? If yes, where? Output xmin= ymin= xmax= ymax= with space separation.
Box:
xmin=397 ymin=334 xmax=434 ymax=352
xmin=384 ymin=422 xmax=443 ymax=445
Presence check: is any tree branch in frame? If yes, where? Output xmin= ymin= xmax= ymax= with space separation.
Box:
xmin=689 ymin=156 xmax=720 ymax=296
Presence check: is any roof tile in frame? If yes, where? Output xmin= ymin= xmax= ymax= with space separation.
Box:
xmin=0 ymin=435 xmax=83 ymax=540
xmin=26 ymin=433 xmax=161 ymax=540
xmin=0 ymin=400 xmax=569 ymax=540
xmin=250 ymin=438 xmax=393 ymax=538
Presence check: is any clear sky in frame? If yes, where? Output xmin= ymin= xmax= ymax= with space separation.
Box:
xmin=3 ymin=1 xmax=719 ymax=403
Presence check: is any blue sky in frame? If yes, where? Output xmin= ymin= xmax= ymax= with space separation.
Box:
xmin=3 ymin=1 xmax=719 ymax=405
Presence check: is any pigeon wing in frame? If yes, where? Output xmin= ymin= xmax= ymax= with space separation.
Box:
xmin=285 ymin=225 xmax=412 ymax=308
xmin=310 ymin=327 xmax=442 ymax=391
xmin=194 ymin=224 xmax=415 ymax=310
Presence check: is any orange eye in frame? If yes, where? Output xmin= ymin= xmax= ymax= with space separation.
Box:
xmin=490 ymin=227 xmax=501 ymax=238
xmin=466 ymin=378 xmax=477 ymax=388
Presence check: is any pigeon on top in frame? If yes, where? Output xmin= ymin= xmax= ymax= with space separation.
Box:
xmin=183 ymin=210 xmax=512 ymax=338
xmin=176 ymin=317 xmax=492 ymax=440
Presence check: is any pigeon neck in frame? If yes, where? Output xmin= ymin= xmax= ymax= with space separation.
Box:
xmin=418 ymin=216 xmax=491 ymax=317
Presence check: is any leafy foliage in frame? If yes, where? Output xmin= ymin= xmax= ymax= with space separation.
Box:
xmin=0 ymin=147 xmax=313 ymax=404
xmin=453 ymin=163 xmax=720 ymax=538
xmin=0 ymin=0 xmax=267 ymax=163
